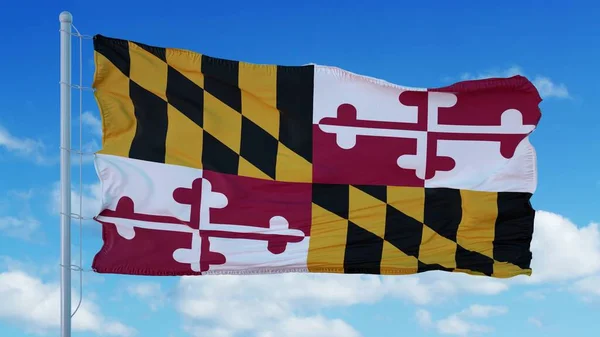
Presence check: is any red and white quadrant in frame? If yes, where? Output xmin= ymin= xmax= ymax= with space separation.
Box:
xmin=92 ymin=154 xmax=312 ymax=275
xmin=312 ymin=67 xmax=541 ymax=192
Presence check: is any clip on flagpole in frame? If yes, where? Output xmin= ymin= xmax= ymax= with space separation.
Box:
xmin=59 ymin=10 xmax=73 ymax=337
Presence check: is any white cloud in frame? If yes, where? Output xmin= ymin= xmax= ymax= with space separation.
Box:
xmin=81 ymin=111 xmax=102 ymax=137
xmin=175 ymin=271 xmax=508 ymax=337
xmin=257 ymin=316 xmax=361 ymax=337
xmin=571 ymin=276 xmax=600 ymax=298
xmin=51 ymin=181 xmax=102 ymax=220
xmin=0 ymin=256 xmax=40 ymax=274
xmin=0 ymin=215 xmax=40 ymax=240
xmin=437 ymin=315 xmax=492 ymax=336
xmin=503 ymin=210 xmax=600 ymax=302
xmin=128 ymin=281 xmax=162 ymax=298
xmin=184 ymin=325 xmax=236 ymax=337
xmin=127 ymin=282 xmax=166 ymax=311
xmin=460 ymin=66 xmax=523 ymax=81
xmin=0 ymin=189 xmax=42 ymax=241
xmin=417 ymin=305 xmax=506 ymax=336
xmin=526 ymin=211 xmax=600 ymax=283
xmin=532 ymin=76 xmax=569 ymax=99
xmin=184 ymin=316 xmax=361 ymax=337
xmin=0 ymin=124 xmax=52 ymax=164
xmin=63 ymin=111 xmax=102 ymax=167
xmin=8 ymin=188 xmax=35 ymax=200
xmin=416 ymin=309 xmax=433 ymax=328
xmin=528 ymin=317 xmax=543 ymax=328
xmin=459 ymin=304 xmax=508 ymax=318
xmin=0 ymin=269 xmax=135 ymax=336
xmin=77 ymin=111 xmax=103 ymax=159
xmin=0 ymin=255 xmax=57 ymax=278
xmin=415 ymin=272 xmax=508 ymax=300
xmin=459 ymin=66 xmax=570 ymax=99
xmin=523 ymin=290 xmax=547 ymax=300
xmin=0 ymin=112 xmax=101 ymax=167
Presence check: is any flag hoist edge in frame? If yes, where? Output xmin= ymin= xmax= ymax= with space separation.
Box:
xmin=90 ymin=34 xmax=542 ymax=278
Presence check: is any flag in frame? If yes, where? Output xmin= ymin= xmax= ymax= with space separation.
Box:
xmin=90 ymin=34 xmax=541 ymax=278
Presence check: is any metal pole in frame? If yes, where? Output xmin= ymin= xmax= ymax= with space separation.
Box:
xmin=59 ymin=10 xmax=72 ymax=337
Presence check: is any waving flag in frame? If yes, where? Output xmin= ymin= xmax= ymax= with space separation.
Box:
xmin=91 ymin=34 xmax=541 ymax=278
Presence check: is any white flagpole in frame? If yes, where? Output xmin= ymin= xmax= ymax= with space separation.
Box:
xmin=59 ymin=10 xmax=72 ymax=337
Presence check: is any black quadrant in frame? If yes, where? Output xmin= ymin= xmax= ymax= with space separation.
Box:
xmin=417 ymin=261 xmax=453 ymax=273
xmin=354 ymin=185 xmax=387 ymax=203
xmin=276 ymin=65 xmax=314 ymax=163
xmin=135 ymin=41 xmax=167 ymax=62
xmin=201 ymin=55 xmax=241 ymax=113
xmin=240 ymin=116 xmax=278 ymax=179
xmin=455 ymin=245 xmax=494 ymax=276
xmin=166 ymin=66 xmax=204 ymax=128
xmin=493 ymin=192 xmax=535 ymax=270
xmin=344 ymin=221 xmax=383 ymax=274
xmin=424 ymin=188 xmax=462 ymax=242
xmin=93 ymin=35 xmax=130 ymax=77
xmin=202 ymin=131 xmax=239 ymax=175
xmin=384 ymin=204 xmax=423 ymax=258
xmin=128 ymin=80 xmax=168 ymax=163
xmin=311 ymin=184 xmax=349 ymax=220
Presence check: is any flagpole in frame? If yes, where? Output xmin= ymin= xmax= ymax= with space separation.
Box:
xmin=59 ymin=10 xmax=72 ymax=337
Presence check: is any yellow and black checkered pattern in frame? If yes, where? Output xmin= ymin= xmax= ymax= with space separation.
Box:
xmin=92 ymin=34 xmax=313 ymax=182
xmin=307 ymin=184 xmax=534 ymax=278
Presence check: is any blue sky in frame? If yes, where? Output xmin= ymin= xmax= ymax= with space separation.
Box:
xmin=0 ymin=1 xmax=599 ymax=336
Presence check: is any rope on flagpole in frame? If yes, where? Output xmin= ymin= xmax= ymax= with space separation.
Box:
xmin=71 ymin=22 xmax=85 ymax=319
xmin=59 ymin=16 xmax=125 ymax=324
xmin=60 ymin=27 xmax=94 ymax=40
xmin=58 ymin=17 xmax=97 ymax=323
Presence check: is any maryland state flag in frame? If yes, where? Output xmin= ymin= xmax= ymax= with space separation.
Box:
xmin=91 ymin=34 xmax=541 ymax=278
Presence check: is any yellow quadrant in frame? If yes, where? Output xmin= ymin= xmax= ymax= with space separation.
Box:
xmin=387 ymin=186 xmax=424 ymax=222
xmin=238 ymin=62 xmax=279 ymax=138
xmin=238 ymin=157 xmax=273 ymax=180
xmin=457 ymin=189 xmax=497 ymax=259
xmin=419 ymin=225 xmax=457 ymax=269
xmin=166 ymin=49 xmax=205 ymax=87
xmin=165 ymin=104 xmax=203 ymax=168
xmin=348 ymin=186 xmax=386 ymax=239
xmin=493 ymin=261 xmax=531 ymax=278
xmin=275 ymin=142 xmax=312 ymax=183
xmin=94 ymin=52 xmax=137 ymax=158
xmin=307 ymin=204 xmax=348 ymax=273
xmin=129 ymin=42 xmax=168 ymax=100
xmin=380 ymin=241 xmax=418 ymax=274
xmin=203 ymin=92 xmax=242 ymax=153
